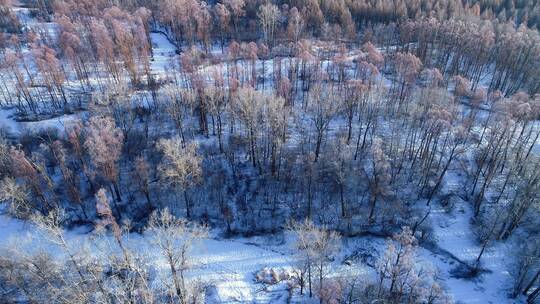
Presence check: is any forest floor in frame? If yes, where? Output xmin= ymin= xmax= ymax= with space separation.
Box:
xmin=0 ymin=199 xmax=519 ymax=303
xmin=0 ymin=6 xmax=524 ymax=303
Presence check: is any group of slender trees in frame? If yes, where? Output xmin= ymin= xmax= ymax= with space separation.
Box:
xmin=1 ymin=0 xmax=540 ymax=115
xmin=0 ymin=0 xmax=539 ymax=303
xmin=0 ymin=205 xmax=209 ymax=303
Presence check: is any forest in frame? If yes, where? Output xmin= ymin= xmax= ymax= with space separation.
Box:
xmin=0 ymin=0 xmax=539 ymax=303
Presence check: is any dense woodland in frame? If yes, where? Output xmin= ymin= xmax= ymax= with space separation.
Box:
xmin=0 ymin=0 xmax=539 ymax=303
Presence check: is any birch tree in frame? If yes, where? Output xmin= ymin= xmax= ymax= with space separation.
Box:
xmin=147 ymin=209 xmax=208 ymax=304
xmin=157 ymin=137 xmax=202 ymax=219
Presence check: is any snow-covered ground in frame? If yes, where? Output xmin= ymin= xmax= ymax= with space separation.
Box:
xmin=0 ymin=108 xmax=20 ymax=136
xmin=0 ymin=4 xmax=527 ymax=304
xmin=427 ymin=203 xmax=514 ymax=303
xmin=150 ymin=32 xmax=178 ymax=76
xmin=0 ymin=212 xmax=293 ymax=303
xmin=0 ymin=47 xmax=523 ymax=304
xmin=0 ymin=107 xmax=81 ymax=138
xmin=0 ymin=205 xmax=519 ymax=303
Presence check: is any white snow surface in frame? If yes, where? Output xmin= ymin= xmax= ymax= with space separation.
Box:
xmin=0 ymin=5 xmax=524 ymax=304
xmin=150 ymin=32 xmax=178 ymax=76
xmin=0 ymin=107 xmax=81 ymax=137
xmin=0 ymin=206 xmax=520 ymax=304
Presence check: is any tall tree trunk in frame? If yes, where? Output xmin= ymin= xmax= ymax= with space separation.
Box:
xmin=183 ymin=189 xmax=191 ymax=219
xmin=167 ymin=254 xmax=184 ymax=303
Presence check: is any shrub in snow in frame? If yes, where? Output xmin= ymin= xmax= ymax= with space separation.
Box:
xmin=317 ymin=278 xmax=344 ymax=304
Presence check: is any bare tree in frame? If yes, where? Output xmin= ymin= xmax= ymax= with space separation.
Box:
xmin=287 ymin=7 xmax=304 ymax=44
xmin=257 ymin=3 xmax=280 ymax=46
xmin=162 ymin=84 xmax=192 ymax=145
xmin=94 ymin=188 xmax=153 ymax=303
xmin=214 ymin=3 xmax=231 ymax=50
xmin=326 ymin=136 xmax=353 ymax=219
xmin=291 ymin=220 xmax=341 ymax=301
xmin=157 ymin=137 xmax=202 ymax=219
xmin=230 ymin=87 xmax=265 ymax=168
xmin=223 ymin=0 xmax=245 ymax=39
xmin=376 ymin=227 xmax=416 ymax=300
xmin=95 ymin=188 xmax=131 ymax=267
xmin=204 ymin=84 xmax=227 ymax=153
xmin=365 ymin=138 xmax=393 ymax=222
xmin=9 ymin=146 xmax=56 ymax=213
xmin=30 ymin=210 xmax=102 ymax=300
xmin=49 ymin=141 xmax=86 ymax=219
xmin=264 ymin=94 xmax=289 ymax=175
xmin=0 ymin=177 xmax=30 ymax=217
xmin=146 ymin=208 xmax=208 ymax=303
xmin=307 ymin=84 xmax=340 ymax=162
xmin=85 ymin=116 xmax=124 ymax=203
xmin=511 ymin=237 xmax=540 ymax=300
xmin=393 ymin=52 xmax=422 ymax=107
xmin=133 ymin=156 xmax=153 ymax=210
